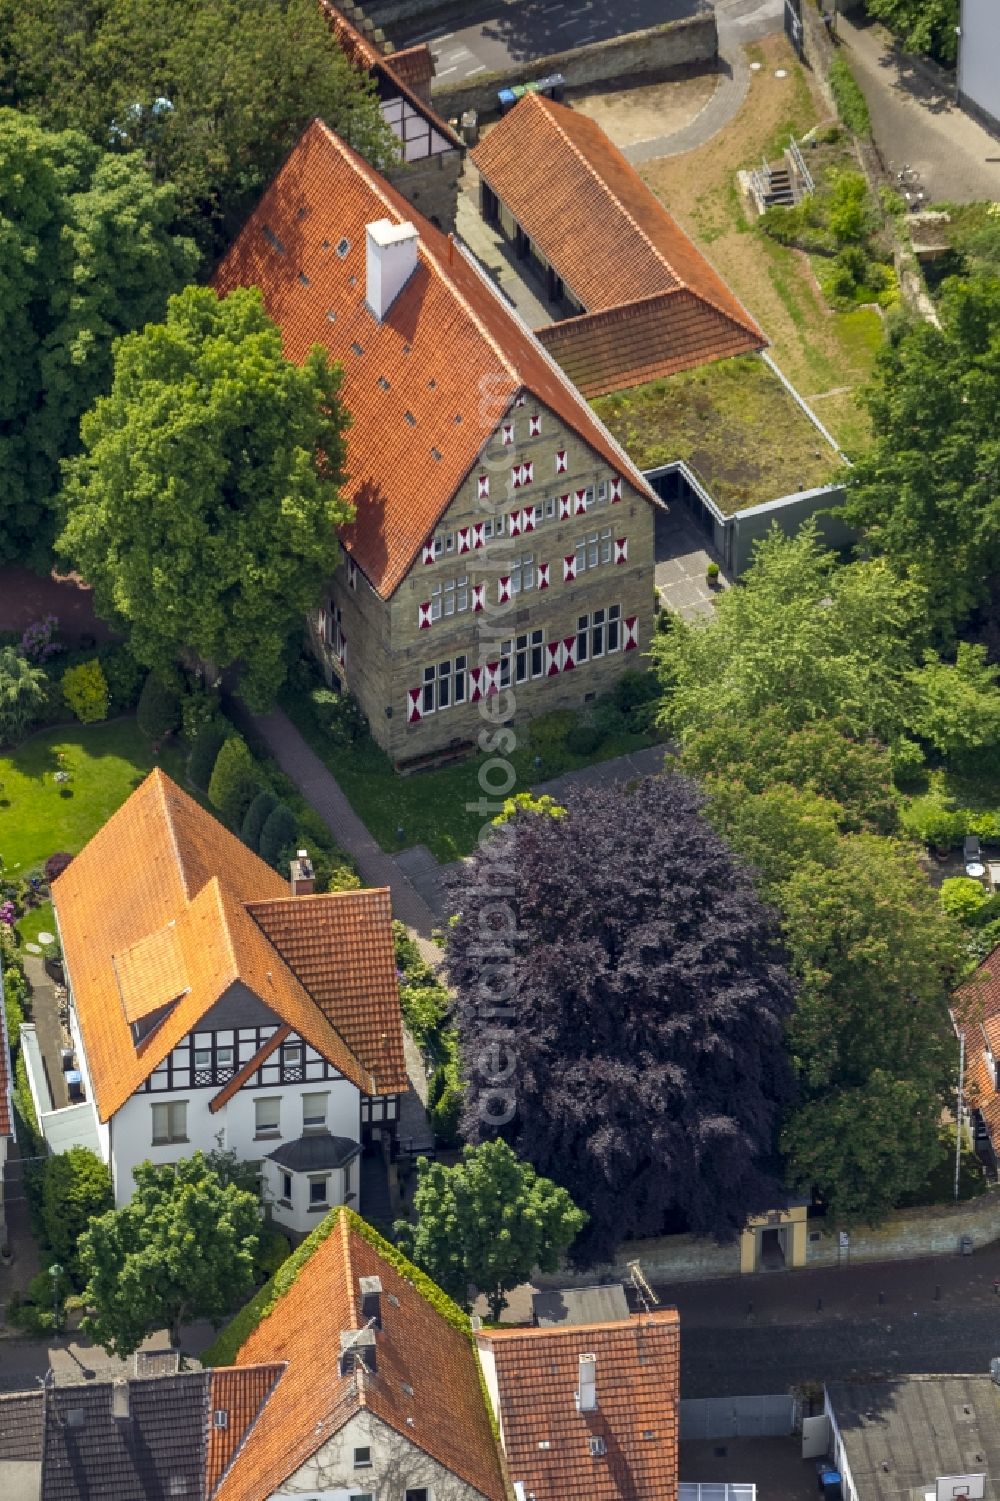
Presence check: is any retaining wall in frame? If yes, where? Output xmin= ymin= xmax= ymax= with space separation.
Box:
xmin=431 ymin=15 xmax=718 ymax=121
xmin=534 ymin=1191 xmax=1000 ymax=1287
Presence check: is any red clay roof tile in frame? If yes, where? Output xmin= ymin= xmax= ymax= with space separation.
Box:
xmin=212 ymin=119 xmax=656 ymax=598
xmin=479 ymin=1311 xmax=680 ymax=1501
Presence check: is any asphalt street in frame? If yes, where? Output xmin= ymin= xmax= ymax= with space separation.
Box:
xmin=663 ymin=1247 xmax=1000 ymax=1397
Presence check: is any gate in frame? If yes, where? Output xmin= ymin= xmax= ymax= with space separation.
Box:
xmin=679 ymin=1394 xmax=799 ymax=1441
xmin=784 ymin=0 xmax=805 ymax=60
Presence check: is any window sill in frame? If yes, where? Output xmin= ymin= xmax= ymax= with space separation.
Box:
xmin=302 ymin=1125 xmax=327 ymax=1135
xmin=253 ymin=1131 xmax=281 ymax=1141
xmin=152 ymin=1139 xmax=188 ymax=1147
xmin=307 ymin=1204 xmax=330 ymax=1214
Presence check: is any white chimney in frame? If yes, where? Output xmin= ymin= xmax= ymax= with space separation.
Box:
xmin=111 ymin=1379 xmax=130 ymax=1421
xmin=366 ymin=218 xmax=420 ymax=321
xmin=578 ymin=1353 xmax=597 ymax=1412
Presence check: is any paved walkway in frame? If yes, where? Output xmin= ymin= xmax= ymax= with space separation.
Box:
xmin=655 ymin=511 xmax=729 ymax=619
xmin=624 ymin=0 xmax=783 ymax=165
xmin=837 ymin=10 xmax=1000 ymax=203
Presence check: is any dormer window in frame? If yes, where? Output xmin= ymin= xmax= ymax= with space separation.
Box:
xmin=282 ymin=1042 xmax=303 ymax=1077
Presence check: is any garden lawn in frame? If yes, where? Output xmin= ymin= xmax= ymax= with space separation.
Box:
xmin=0 ymin=718 xmax=189 ymax=876
xmin=280 ymin=692 xmax=660 ymax=863
xmin=639 ymin=33 xmax=883 ymax=459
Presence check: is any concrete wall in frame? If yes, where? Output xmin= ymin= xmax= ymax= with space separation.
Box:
xmin=959 ymin=0 xmax=1000 ymax=136
xmin=730 ymin=484 xmax=854 ymax=574
xmin=274 ymin=1408 xmax=487 ymax=1499
xmin=431 ymin=15 xmax=718 ymax=121
xmin=387 ymin=146 xmax=463 ymax=232
xmin=535 ymin=1193 xmax=1000 ymax=1287
xmin=263 ymin=1154 xmax=357 ymax=1238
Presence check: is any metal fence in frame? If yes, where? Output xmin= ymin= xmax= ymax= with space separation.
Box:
xmin=679 ymin=1394 xmax=799 ymax=1441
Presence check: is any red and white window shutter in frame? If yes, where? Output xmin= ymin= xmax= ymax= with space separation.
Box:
xmin=477 ymin=474 xmax=490 ymax=500
xmin=537 ymin=561 xmax=550 ymax=589
xmin=338 ymin=634 xmax=347 ymax=667
xmin=509 ymin=508 xmax=522 ymax=537
xmin=485 ymin=661 xmax=501 ymax=697
xmin=555 ymin=449 xmax=568 ymax=474
xmin=558 ymin=494 xmax=571 ymax=520
xmin=574 ymin=489 xmax=588 ymax=515
xmin=457 ymin=526 xmax=471 ymax=554
xmin=511 ymin=465 xmax=523 ymax=490
xmin=471 ymin=522 xmax=485 ymax=550
xmin=614 ymin=537 xmax=629 ymax=565
xmin=422 ymin=539 xmax=435 ymax=565
xmin=529 ymin=413 xmax=541 ymax=437
xmin=318 ymin=606 xmax=327 ymax=636
xmin=407 ymin=689 xmax=422 ymax=723
xmin=502 ymin=422 xmax=514 ymax=445
xmin=563 ymin=554 xmax=577 ymax=582
xmin=561 ymin=636 xmax=578 ymax=671
xmin=546 ymin=643 xmax=562 ymax=676
xmin=469 ymin=666 xmax=484 ymax=702
xmin=498 ymin=576 xmax=512 ymax=604
xmin=523 ymin=460 xmax=534 ymax=485
xmin=522 ymin=506 xmax=536 ymax=533
xmin=515 ymin=392 xmax=527 ymax=408
xmin=610 ymin=476 xmax=622 ymax=503
xmin=624 ymin=616 xmax=639 ymax=651
xmin=418 ymin=602 xmax=433 ymax=630
xmin=471 ymin=584 xmax=486 ymax=613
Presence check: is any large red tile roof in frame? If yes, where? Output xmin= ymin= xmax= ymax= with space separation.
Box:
xmin=217 ymin=1210 xmax=508 ymax=1501
xmin=478 ymin=1310 xmax=680 ymax=1501
xmin=213 ymin=119 xmax=656 ymax=599
xmin=472 ymin=94 xmax=766 ymax=393
xmin=51 ymin=769 xmax=405 ymax=1117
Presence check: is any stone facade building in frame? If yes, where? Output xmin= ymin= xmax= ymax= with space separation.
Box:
xmin=215 ymin=119 xmax=659 ymax=768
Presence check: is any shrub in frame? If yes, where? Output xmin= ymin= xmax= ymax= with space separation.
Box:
xmin=593 ymin=699 xmax=629 ymax=736
xmin=968 ymin=811 xmax=1000 ymax=843
xmin=254 ymin=1224 xmax=291 ymax=1283
xmin=241 ymin=790 xmax=279 ymax=851
xmin=61 ymin=660 xmax=109 ymax=724
xmin=136 ymin=670 xmax=182 ymax=741
xmin=44 ymin=852 xmax=74 ymax=883
xmin=20 ymin=615 xmax=61 ymax=664
xmin=310 ymin=687 xmax=367 ymax=746
xmin=40 ymin=1148 xmax=114 ymax=1285
xmin=258 ymin=803 xmax=298 ymax=867
xmin=188 ymin=722 xmax=229 ymax=790
xmin=706 ymin=561 xmax=721 ymax=582
xmin=180 ymin=683 xmax=221 ymax=744
xmin=613 ymin=669 xmax=660 ymax=715
xmin=901 ymin=796 xmax=966 ymax=851
xmin=429 ymin=1037 xmax=463 ymax=1148
xmin=309 ymin=847 xmax=361 ymax=893
xmin=208 ymin=737 xmax=267 ymax=830
xmin=565 ymin=722 xmax=605 ymax=757
xmin=0 ymin=647 xmax=48 ymax=744
xmin=940 ymin=877 xmax=990 ymax=924
xmin=829 ymin=56 xmax=871 ymax=139
xmin=4 ymin=987 xmax=24 ymax=1049
xmin=99 ymin=641 xmax=145 ymax=711
xmin=400 ymin=982 xmax=450 ymax=1060
xmin=890 ymin=737 xmax=925 ymax=782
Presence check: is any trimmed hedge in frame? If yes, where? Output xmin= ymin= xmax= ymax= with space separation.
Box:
xmin=829 ymin=56 xmax=872 ymax=139
xmin=241 ymin=790 xmax=279 ymax=852
xmin=136 ymin=670 xmax=182 ymax=741
xmin=188 ymin=722 xmax=228 ymax=790
xmin=259 ymin=803 xmax=298 ymax=867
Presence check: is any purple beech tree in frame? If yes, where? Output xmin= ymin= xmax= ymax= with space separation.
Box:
xmin=446 ymin=774 xmax=796 ymax=1265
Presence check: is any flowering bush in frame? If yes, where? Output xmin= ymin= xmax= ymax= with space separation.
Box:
xmin=0 ymin=901 xmax=16 ymax=928
xmin=20 ymin=616 xmax=63 ymax=665
xmin=61 ymin=660 xmax=110 ymax=724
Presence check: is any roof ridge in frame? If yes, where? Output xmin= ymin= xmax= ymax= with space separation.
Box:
xmin=482 ymin=1308 xmax=679 ymax=1339
xmin=530 ymin=94 xmax=687 ymax=292
xmin=154 ymin=769 xmax=194 ymax=903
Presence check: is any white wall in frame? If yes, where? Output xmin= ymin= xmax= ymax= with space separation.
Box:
xmin=263 ymin=1156 xmax=357 ymax=1237
xmin=272 ymin=1408 xmax=489 ymax=1500
xmin=110 ymin=1046 xmax=360 ymax=1203
xmin=959 ymin=0 xmax=1000 ymax=128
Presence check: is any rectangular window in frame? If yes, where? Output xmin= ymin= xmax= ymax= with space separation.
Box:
xmin=283 ymin=1042 xmax=303 ymax=1073
xmin=515 ymin=633 xmax=528 ymax=684
xmin=575 ymin=537 xmax=586 ymax=572
xmin=577 ymin=613 xmax=590 ymax=664
xmin=591 ymin=607 xmax=605 ymax=659
xmin=151 ymin=1101 xmax=187 ymax=1145
xmin=499 ymin=640 xmax=512 ymax=690
xmin=585 ymin=485 xmax=595 ymax=508
xmin=530 ymin=629 xmax=544 ymax=679
xmin=511 ymin=553 xmax=534 ymax=595
xmin=608 ymin=603 xmax=622 ymax=653
xmin=597 ymin=479 xmax=609 ymax=505
xmin=454 ymin=655 xmax=467 ymax=705
xmin=193 ymin=1048 xmax=211 ymax=1070
xmin=437 ymin=659 xmax=451 ymax=709
xmin=255 ymin=1097 xmax=280 ymax=1136
xmin=281 ymin=1171 xmax=292 ymax=1202
xmin=353 ymin=1447 xmax=372 ymax=1469
xmin=405 ymin=1490 xmax=430 ymax=1501
xmin=599 ymin=527 xmax=612 ymax=565
xmin=432 ymin=535 xmax=444 ymax=559
xmin=308 ymin=1175 xmax=330 ymax=1207
xmin=545 ymin=496 xmax=556 ymax=521
xmin=216 ymin=1045 xmax=234 ymax=1070
xmin=303 ymin=1093 xmax=327 ymax=1130
xmin=587 ymin=531 xmax=599 ymax=569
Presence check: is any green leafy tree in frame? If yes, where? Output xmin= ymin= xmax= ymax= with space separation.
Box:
xmin=841 ymin=274 xmax=1000 ymax=632
xmin=61 ymin=660 xmax=109 ymax=724
xmin=60 ymin=286 xmax=352 ymax=707
xmin=0 ymin=648 xmax=48 ymax=744
xmin=0 ymin=0 xmax=397 ymax=253
xmin=136 ymin=670 xmax=182 ymax=742
xmin=781 ymin=835 xmax=961 ymax=1220
xmin=827 ymin=170 xmax=870 ymax=245
xmin=396 ymin=1141 xmax=586 ymax=1321
xmin=0 ymin=109 xmax=197 ymax=563
xmin=79 ymin=1153 xmax=259 ymax=1353
xmin=188 ymin=722 xmax=228 ymax=790
xmin=700 ymin=782 xmax=843 ymax=900
xmin=208 ymin=738 xmax=266 ymax=831
xmin=939 ymin=877 xmax=990 ymax=924
xmin=241 ymin=790 xmax=279 ymax=852
xmin=904 ymin=643 xmax=1000 ymax=761
xmin=40 ymin=1147 xmax=113 ymax=1285
xmin=655 ymin=523 xmax=925 ymax=745
xmin=258 ymin=804 xmax=299 ymax=868
xmin=861 ymin=0 xmax=960 ymax=65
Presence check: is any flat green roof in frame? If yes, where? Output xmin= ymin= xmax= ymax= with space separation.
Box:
xmin=592 ymin=354 xmax=842 ymax=516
